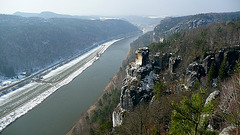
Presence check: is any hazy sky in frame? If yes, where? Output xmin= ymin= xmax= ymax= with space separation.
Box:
xmin=1 ymin=0 xmax=240 ymax=16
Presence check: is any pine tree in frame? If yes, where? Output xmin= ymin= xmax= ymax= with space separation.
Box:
xmin=234 ymin=55 xmax=240 ymax=73
xmin=169 ymin=88 xmax=216 ymax=135
xmin=208 ymin=61 xmax=216 ymax=82
xmin=153 ymin=82 xmax=166 ymax=98
xmin=218 ymin=58 xmax=228 ymax=81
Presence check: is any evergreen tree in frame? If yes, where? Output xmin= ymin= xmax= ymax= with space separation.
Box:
xmin=234 ymin=55 xmax=240 ymax=73
xmin=152 ymin=127 xmax=160 ymax=135
xmin=169 ymin=88 xmax=216 ymax=135
xmin=153 ymin=82 xmax=166 ymax=98
xmin=208 ymin=61 xmax=216 ymax=82
xmin=99 ymin=120 xmax=112 ymax=135
xmin=218 ymin=58 xmax=228 ymax=81
xmin=191 ymin=80 xmax=200 ymax=91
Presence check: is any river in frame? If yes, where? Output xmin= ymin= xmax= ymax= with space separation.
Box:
xmin=0 ymin=36 xmax=138 ymax=135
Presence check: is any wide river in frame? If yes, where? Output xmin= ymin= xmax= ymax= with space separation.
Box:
xmin=1 ymin=36 xmax=138 ymax=135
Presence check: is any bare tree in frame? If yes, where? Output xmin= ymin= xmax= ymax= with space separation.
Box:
xmin=219 ymin=74 xmax=240 ymax=134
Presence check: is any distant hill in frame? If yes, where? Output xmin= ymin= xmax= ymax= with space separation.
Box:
xmin=14 ymin=12 xmax=162 ymax=32
xmin=121 ymin=16 xmax=163 ymax=32
xmin=13 ymin=11 xmax=99 ymax=20
xmin=153 ymin=11 xmax=240 ymax=42
xmin=0 ymin=14 xmax=141 ymax=77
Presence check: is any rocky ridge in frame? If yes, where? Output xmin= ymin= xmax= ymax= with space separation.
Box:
xmin=113 ymin=45 xmax=240 ymax=128
xmin=186 ymin=46 xmax=240 ymax=88
xmin=153 ymin=12 xmax=240 ymax=42
xmin=67 ymin=13 xmax=240 ymax=134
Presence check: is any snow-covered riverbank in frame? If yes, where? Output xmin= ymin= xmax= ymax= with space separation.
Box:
xmin=0 ymin=39 xmax=121 ymax=132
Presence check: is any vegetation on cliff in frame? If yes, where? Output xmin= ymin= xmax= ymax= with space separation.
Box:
xmin=68 ymin=12 xmax=240 ymax=135
xmin=170 ymin=89 xmax=216 ymax=135
xmin=153 ymin=11 xmax=240 ymax=41
xmin=117 ymin=20 xmax=240 ymax=135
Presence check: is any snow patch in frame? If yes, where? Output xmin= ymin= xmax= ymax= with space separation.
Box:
xmin=0 ymin=39 xmax=121 ymax=132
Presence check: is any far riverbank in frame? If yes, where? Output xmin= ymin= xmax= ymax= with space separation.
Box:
xmin=1 ymin=36 xmax=139 ymax=135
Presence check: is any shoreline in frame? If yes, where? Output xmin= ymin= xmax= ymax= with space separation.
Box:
xmin=0 ymin=39 xmax=121 ymax=133
xmin=67 ymin=37 xmax=134 ymax=135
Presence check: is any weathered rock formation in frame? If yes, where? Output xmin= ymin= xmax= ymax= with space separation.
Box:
xmin=113 ymin=47 xmax=158 ymax=127
xmin=186 ymin=62 xmax=206 ymax=87
xmin=186 ymin=46 xmax=240 ymax=87
xmin=169 ymin=56 xmax=182 ymax=73
xmin=153 ymin=12 xmax=240 ymax=42
xmin=112 ymin=45 xmax=240 ymax=127
xmin=205 ymin=90 xmax=220 ymax=105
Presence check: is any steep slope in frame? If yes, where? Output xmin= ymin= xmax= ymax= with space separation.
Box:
xmin=0 ymin=15 xmax=141 ymax=77
xmin=67 ymin=12 xmax=240 ymax=135
xmin=115 ymin=20 xmax=240 ymax=134
xmin=153 ymin=11 xmax=240 ymax=42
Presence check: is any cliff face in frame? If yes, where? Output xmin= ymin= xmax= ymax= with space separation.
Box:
xmin=186 ymin=47 xmax=240 ymax=87
xmin=113 ymin=47 xmax=159 ymax=127
xmin=113 ymin=47 xmax=168 ymax=127
xmin=113 ymin=45 xmax=240 ymax=129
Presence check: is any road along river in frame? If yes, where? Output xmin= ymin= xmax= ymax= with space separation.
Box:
xmin=0 ymin=36 xmax=138 ymax=135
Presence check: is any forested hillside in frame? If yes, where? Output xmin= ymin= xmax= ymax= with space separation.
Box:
xmin=153 ymin=11 xmax=240 ymax=42
xmin=116 ymin=19 xmax=240 ymax=135
xmin=66 ymin=11 xmax=240 ymax=135
xmin=0 ymin=15 xmax=141 ymax=77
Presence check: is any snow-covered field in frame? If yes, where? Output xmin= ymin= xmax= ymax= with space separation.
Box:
xmin=0 ymin=39 xmax=120 ymax=132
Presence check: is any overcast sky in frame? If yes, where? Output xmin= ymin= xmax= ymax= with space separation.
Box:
xmin=1 ymin=0 xmax=240 ymax=16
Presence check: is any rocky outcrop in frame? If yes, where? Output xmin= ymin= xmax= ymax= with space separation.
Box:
xmin=112 ymin=104 xmax=126 ymax=127
xmin=159 ymin=53 xmax=171 ymax=72
xmin=153 ymin=12 xmax=240 ymax=42
xmin=205 ymin=90 xmax=220 ymax=105
xmin=202 ymin=54 xmax=215 ymax=74
xmin=120 ymin=86 xmax=134 ymax=110
xmin=135 ymin=47 xmax=149 ymax=66
xmin=186 ymin=62 xmax=206 ymax=87
xmin=204 ymin=90 xmax=221 ymax=131
xmin=169 ymin=56 xmax=182 ymax=73
xmin=113 ymin=47 xmax=158 ymax=127
xmin=152 ymin=53 xmax=171 ymax=73
xmin=113 ymin=45 xmax=240 ymax=128
xmin=186 ymin=47 xmax=240 ymax=88
xmin=226 ymin=49 xmax=240 ymax=74
xmin=219 ymin=126 xmax=236 ymax=135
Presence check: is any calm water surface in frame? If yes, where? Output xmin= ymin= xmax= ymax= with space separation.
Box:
xmin=1 ymin=36 xmax=138 ymax=135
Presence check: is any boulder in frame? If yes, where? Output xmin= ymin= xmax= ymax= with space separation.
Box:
xmin=205 ymin=90 xmax=220 ymax=105
xmin=219 ymin=125 xmax=235 ymax=135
